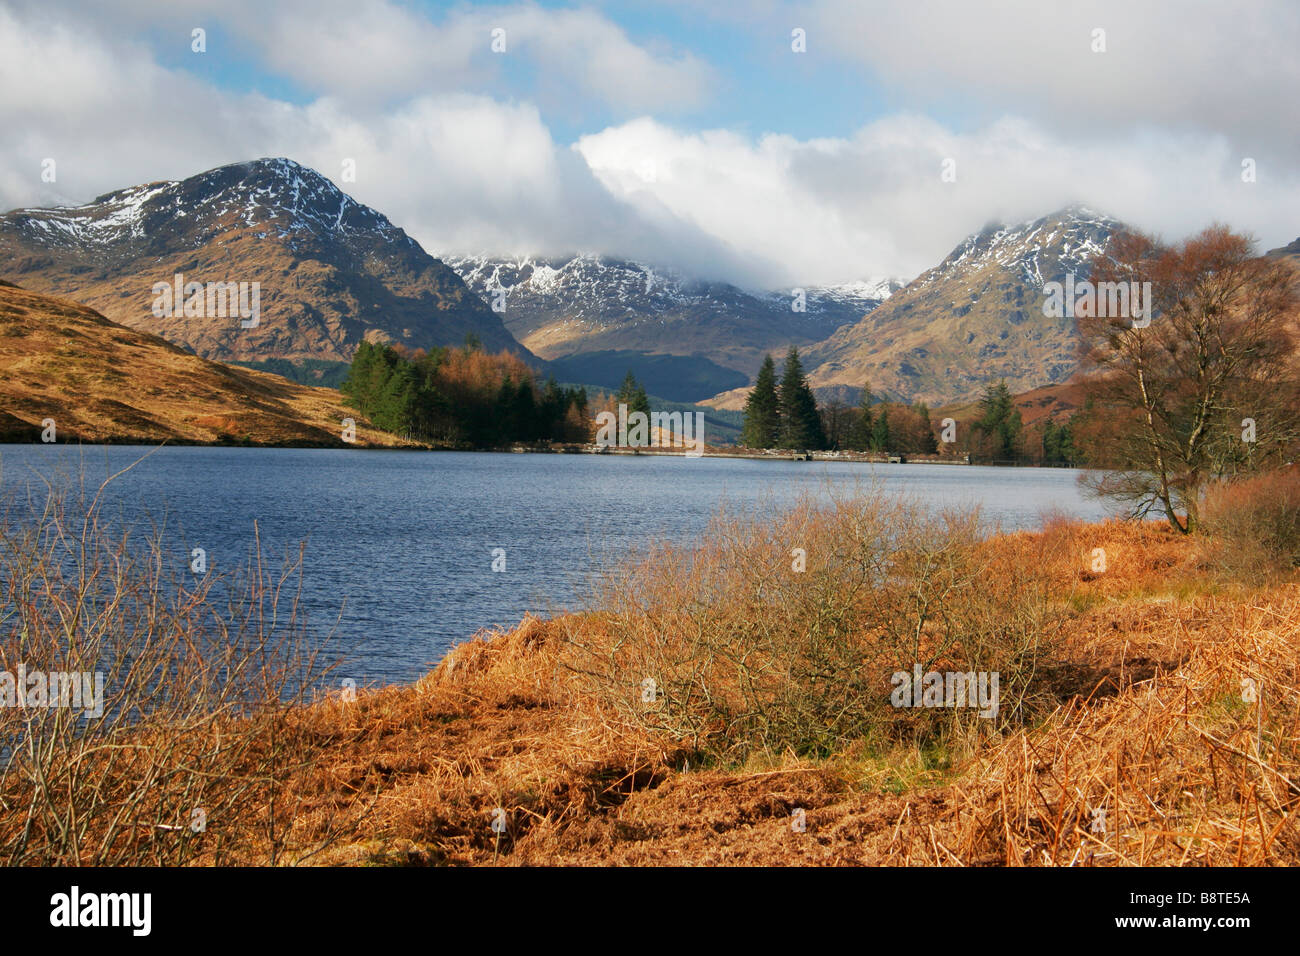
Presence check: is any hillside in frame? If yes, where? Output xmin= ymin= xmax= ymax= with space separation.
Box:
xmin=1269 ymin=236 xmax=1300 ymax=266
xmin=800 ymin=206 xmax=1121 ymax=405
xmin=0 ymin=281 xmax=403 ymax=446
xmin=934 ymin=377 xmax=1086 ymax=430
xmin=0 ymin=159 xmax=524 ymax=365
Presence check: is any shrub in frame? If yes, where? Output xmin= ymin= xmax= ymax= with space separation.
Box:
xmin=0 ymin=469 xmax=346 ymax=865
xmin=1199 ymin=467 xmax=1300 ymax=577
xmin=561 ymin=487 xmax=1075 ymax=762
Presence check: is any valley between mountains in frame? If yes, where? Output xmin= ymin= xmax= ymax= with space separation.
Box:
xmin=1 ymin=157 xmax=1295 ymax=443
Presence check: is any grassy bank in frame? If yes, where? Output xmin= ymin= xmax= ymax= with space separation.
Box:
xmin=2 ymin=484 xmax=1297 ymax=865
xmin=294 ymin=513 xmax=1299 ymax=866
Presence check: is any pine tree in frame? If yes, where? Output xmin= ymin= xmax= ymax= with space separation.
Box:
xmin=496 ymin=378 xmax=532 ymax=441
xmin=617 ymin=370 xmax=650 ymax=418
xmin=1042 ymin=418 xmax=1076 ymax=465
xmin=915 ymin=402 xmax=938 ymax=453
xmin=539 ymin=377 xmax=564 ymax=440
xmin=490 ymin=376 xmax=514 ymax=443
xmin=847 ymin=383 xmax=874 ymax=451
xmin=870 ymin=404 xmax=892 ymax=452
xmin=740 ymin=354 xmax=780 ymax=448
xmin=375 ymin=362 xmax=418 ymax=437
xmin=777 ymin=347 xmax=827 ymax=449
xmin=975 ymin=379 xmax=1023 ymax=461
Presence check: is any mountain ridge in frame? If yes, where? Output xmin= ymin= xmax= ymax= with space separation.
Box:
xmin=443 ymin=252 xmax=903 ymax=396
xmin=0 ymin=158 xmax=526 ymax=365
xmin=798 ymin=205 xmax=1123 ymax=405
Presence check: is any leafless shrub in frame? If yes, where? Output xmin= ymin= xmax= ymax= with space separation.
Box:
xmin=561 ymin=488 xmax=1075 ymax=763
xmin=0 ymin=462 xmax=351 ymax=865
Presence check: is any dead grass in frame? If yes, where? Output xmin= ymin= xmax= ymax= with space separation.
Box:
xmin=0 ymin=282 xmax=411 ymax=446
xmin=943 ymin=591 xmax=1300 ymax=865
xmin=243 ymin=512 xmax=1299 ymax=866
xmin=5 ymin=488 xmax=1296 ymax=866
xmin=1199 ymin=467 xmax=1300 ymax=579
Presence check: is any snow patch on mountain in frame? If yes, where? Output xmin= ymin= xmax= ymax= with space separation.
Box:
xmin=443 ymin=252 xmax=903 ymax=322
xmin=924 ymin=206 xmax=1119 ymax=292
xmin=3 ymin=158 xmax=415 ymax=254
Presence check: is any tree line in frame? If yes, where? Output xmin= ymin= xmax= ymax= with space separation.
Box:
xmin=740 ymin=225 xmax=1300 ymax=536
xmin=342 ymin=340 xmax=591 ymax=446
xmin=740 ymin=347 xmax=1070 ymax=460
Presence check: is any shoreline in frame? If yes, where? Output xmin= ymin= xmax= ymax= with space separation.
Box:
xmin=0 ymin=439 xmax=1086 ymax=468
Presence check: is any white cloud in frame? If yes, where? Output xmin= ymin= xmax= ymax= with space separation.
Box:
xmin=0 ymin=5 xmax=752 ymax=282
xmin=8 ymin=0 xmax=713 ymax=113
xmin=805 ymin=0 xmax=1300 ymax=156
xmin=577 ymin=114 xmax=1300 ymax=283
xmin=0 ymin=6 xmax=286 ymax=205
xmin=0 ymin=1 xmax=1296 ymax=292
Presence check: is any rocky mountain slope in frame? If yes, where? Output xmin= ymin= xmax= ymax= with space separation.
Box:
xmin=800 ymin=206 xmax=1122 ymax=405
xmin=443 ymin=253 xmax=900 ymax=398
xmin=0 ymin=280 xmax=401 ymax=445
xmin=1268 ymin=236 xmax=1300 ymax=266
xmin=0 ymin=159 xmax=522 ymax=364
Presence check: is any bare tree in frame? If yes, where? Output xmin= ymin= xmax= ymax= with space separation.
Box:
xmin=1077 ymin=226 xmax=1300 ymax=532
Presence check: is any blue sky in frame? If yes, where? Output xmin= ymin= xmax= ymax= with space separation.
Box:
xmin=1 ymin=0 xmax=1297 ymax=285
xmin=151 ymin=0 xmax=960 ymax=143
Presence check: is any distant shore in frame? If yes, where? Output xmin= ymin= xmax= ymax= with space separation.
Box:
xmin=0 ymin=438 xmax=1088 ymax=467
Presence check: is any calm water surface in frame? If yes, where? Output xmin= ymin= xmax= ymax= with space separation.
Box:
xmin=0 ymin=446 xmax=1111 ymax=685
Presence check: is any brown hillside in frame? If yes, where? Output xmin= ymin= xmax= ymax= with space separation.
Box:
xmin=0 ymin=282 xmax=406 ymax=446
xmin=936 ymin=377 xmax=1086 ymax=429
xmin=802 ymin=208 xmax=1118 ymax=405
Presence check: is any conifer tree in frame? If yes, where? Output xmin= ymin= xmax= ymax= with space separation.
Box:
xmin=740 ymin=354 xmax=780 ymax=448
xmin=915 ymin=402 xmax=938 ymax=453
xmin=869 ymin=404 xmax=892 ymax=452
xmin=847 ymin=382 xmax=874 ymax=451
xmin=617 ymin=370 xmax=650 ymax=418
xmin=777 ymin=347 xmax=827 ymax=449
xmin=974 ymin=379 xmax=1023 ymax=461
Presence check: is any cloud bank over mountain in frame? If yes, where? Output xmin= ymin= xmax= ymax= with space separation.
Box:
xmin=1 ymin=0 xmax=1296 ymax=287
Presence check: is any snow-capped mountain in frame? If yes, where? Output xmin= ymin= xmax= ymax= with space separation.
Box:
xmin=930 ymin=204 xmax=1117 ymax=289
xmin=442 ymin=252 xmax=902 ymax=389
xmin=0 ymin=158 xmax=522 ymax=363
xmin=6 ymin=157 xmax=402 ymax=254
xmin=801 ymin=205 xmax=1125 ymax=406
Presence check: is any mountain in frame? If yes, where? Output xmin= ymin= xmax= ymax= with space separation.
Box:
xmin=0 ymin=280 xmax=402 ymax=445
xmin=800 ymin=206 xmax=1122 ymax=406
xmin=0 ymin=158 xmax=522 ymax=364
xmin=442 ymin=253 xmax=901 ymax=401
xmin=1268 ymin=236 xmax=1300 ymax=266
